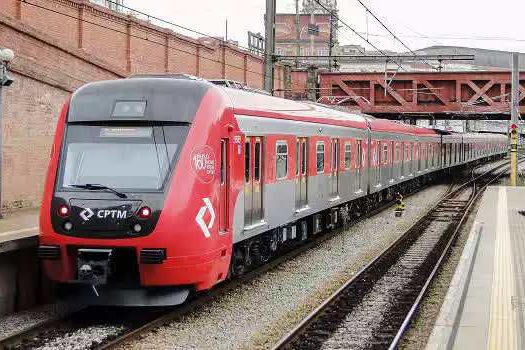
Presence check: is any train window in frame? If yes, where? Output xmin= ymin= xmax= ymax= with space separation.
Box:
xmin=276 ymin=142 xmax=288 ymax=180
xmin=332 ymin=140 xmax=339 ymax=171
xmin=245 ymin=141 xmax=251 ymax=183
xmin=301 ymin=141 xmax=307 ymax=175
xmin=221 ymin=140 xmax=226 ymax=184
xmin=60 ymin=125 xmax=188 ymax=191
xmin=316 ymin=142 xmax=325 ymax=173
xmin=296 ymin=141 xmax=300 ymax=176
xmin=357 ymin=140 xmax=362 ymax=168
xmin=383 ymin=143 xmax=389 ymax=164
xmin=344 ymin=143 xmax=351 ymax=169
xmin=254 ymin=140 xmax=261 ymax=182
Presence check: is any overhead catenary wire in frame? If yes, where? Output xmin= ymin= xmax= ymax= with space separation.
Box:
xmin=353 ymin=0 xmax=436 ymax=69
xmin=20 ymin=0 xmax=269 ymax=82
xmin=103 ymin=0 xmax=257 ymax=54
xmin=312 ymin=0 xmax=406 ymax=72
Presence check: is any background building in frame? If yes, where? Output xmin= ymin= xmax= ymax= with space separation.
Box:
xmin=90 ymin=0 xmax=124 ymax=13
xmin=275 ymin=0 xmax=338 ymax=68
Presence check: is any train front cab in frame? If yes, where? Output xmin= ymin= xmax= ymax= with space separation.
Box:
xmin=38 ymin=78 xmax=235 ymax=305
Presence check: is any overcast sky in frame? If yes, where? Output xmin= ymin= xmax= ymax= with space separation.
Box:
xmin=125 ymin=0 xmax=525 ymax=53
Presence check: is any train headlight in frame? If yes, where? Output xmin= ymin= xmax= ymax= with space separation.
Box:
xmin=133 ymin=223 xmax=142 ymax=233
xmin=138 ymin=206 xmax=152 ymax=219
xmin=57 ymin=205 xmax=70 ymax=217
xmin=63 ymin=221 xmax=73 ymax=231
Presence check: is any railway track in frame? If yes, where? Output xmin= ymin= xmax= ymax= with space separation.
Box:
xmin=0 ymin=176 xmax=434 ymax=350
xmin=0 ymin=159 xmax=509 ymax=350
xmin=272 ymin=159 xmax=517 ymax=350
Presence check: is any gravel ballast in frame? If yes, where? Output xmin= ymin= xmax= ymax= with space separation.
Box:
xmin=0 ymin=301 xmax=83 ymax=341
xmin=118 ymin=183 xmax=449 ymax=350
xmin=401 ymin=157 xmax=523 ymax=348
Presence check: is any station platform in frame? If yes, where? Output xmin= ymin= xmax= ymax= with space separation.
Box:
xmin=427 ymin=186 xmax=525 ymax=350
xmin=0 ymin=208 xmax=39 ymax=253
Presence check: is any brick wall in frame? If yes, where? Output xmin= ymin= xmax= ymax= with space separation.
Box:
xmin=0 ymin=0 xmax=284 ymax=210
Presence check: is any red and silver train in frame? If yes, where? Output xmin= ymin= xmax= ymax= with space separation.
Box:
xmin=38 ymin=76 xmax=507 ymax=305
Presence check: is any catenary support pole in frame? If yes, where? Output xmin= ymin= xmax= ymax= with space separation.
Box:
xmin=510 ymin=52 xmax=519 ymax=186
xmin=295 ymin=0 xmax=300 ymax=68
xmin=264 ymin=0 xmax=276 ymax=93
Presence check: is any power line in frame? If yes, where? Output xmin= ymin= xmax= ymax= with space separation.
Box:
xmin=20 ymin=0 xmax=269 ymax=82
xmin=353 ymin=0 xmax=435 ymax=69
xmin=104 ymin=0 xmax=256 ymax=53
xmin=312 ymin=0 xmax=406 ymax=71
xmin=361 ymin=31 xmax=525 ymax=44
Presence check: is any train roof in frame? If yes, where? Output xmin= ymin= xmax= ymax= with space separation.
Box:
xmin=69 ymin=76 xmax=457 ymax=138
xmin=366 ymin=118 xmax=440 ymax=137
xmin=223 ymin=86 xmax=440 ymax=137
xmin=223 ymin=87 xmax=369 ymax=130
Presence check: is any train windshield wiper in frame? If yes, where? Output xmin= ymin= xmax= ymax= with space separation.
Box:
xmin=69 ymin=183 xmax=128 ymax=199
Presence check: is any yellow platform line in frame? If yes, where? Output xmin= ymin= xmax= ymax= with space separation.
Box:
xmin=488 ymin=187 xmax=518 ymax=350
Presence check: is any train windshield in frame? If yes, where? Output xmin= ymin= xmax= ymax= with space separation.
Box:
xmin=58 ymin=124 xmax=189 ymax=191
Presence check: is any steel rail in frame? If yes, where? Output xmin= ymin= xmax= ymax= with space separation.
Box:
xmin=271 ymin=157 xmax=515 ymax=350
xmin=2 ymin=198 xmax=402 ymax=350
xmin=95 ymin=160 xmax=471 ymax=349
xmin=95 ymin=174 xmax=437 ymax=350
xmin=387 ymin=158 xmax=522 ymax=349
xmin=0 ymin=159 xmax=507 ymax=350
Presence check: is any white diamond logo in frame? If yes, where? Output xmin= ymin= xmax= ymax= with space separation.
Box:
xmin=195 ymin=198 xmax=215 ymax=238
xmin=80 ymin=208 xmax=94 ymax=221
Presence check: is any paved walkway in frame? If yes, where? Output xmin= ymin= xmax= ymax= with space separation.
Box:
xmin=427 ymin=186 xmax=525 ymax=350
xmin=0 ymin=208 xmax=39 ymax=251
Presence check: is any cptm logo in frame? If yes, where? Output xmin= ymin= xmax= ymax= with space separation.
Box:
xmin=195 ymin=198 xmax=215 ymax=238
xmin=80 ymin=208 xmax=94 ymax=221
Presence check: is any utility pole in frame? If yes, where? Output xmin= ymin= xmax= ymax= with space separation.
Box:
xmin=0 ymin=48 xmax=15 ymax=219
xmin=328 ymin=11 xmax=333 ymax=71
xmin=295 ymin=0 xmax=300 ymax=68
xmin=225 ymin=19 xmax=228 ymax=42
xmin=309 ymin=12 xmax=314 ymax=62
xmin=510 ymin=52 xmax=519 ymax=186
xmin=264 ymin=0 xmax=276 ymax=93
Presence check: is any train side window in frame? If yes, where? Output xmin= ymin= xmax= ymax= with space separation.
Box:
xmin=276 ymin=141 xmax=288 ymax=180
xmin=383 ymin=143 xmax=389 ymax=164
xmin=301 ymin=140 xmax=307 ymax=175
xmin=316 ymin=142 xmax=325 ymax=173
xmin=245 ymin=140 xmax=250 ymax=183
xmin=254 ymin=140 xmax=261 ymax=182
xmin=221 ymin=140 xmax=226 ymax=184
xmin=332 ymin=139 xmax=339 ymax=171
xmin=344 ymin=143 xmax=351 ymax=169
xmin=357 ymin=140 xmax=362 ymax=168
xmin=296 ymin=140 xmax=300 ymax=176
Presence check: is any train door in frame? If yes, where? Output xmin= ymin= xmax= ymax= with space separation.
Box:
xmin=244 ymin=137 xmax=263 ymax=227
xmin=330 ymin=139 xmax=339 ymax=196
xmin=356 ymin=140 xmax=363 ymax=192
xmin=219 ymin=139 xmax=229 ymax=233
xmin=295 ymin=138 xmax=308 ymax=208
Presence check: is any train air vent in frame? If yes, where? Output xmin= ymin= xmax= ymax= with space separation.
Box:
xmin=140 ymin=249 xmax=166 ymax=264
xmin=38 ymin=245 xmax=61 ymax=260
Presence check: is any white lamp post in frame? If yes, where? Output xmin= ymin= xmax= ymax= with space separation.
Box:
xmin=0 ymin=48 xmax=15 ymax=218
